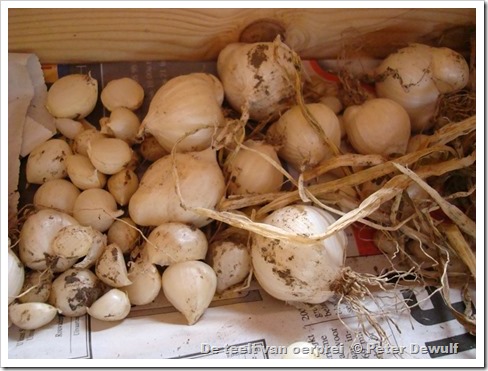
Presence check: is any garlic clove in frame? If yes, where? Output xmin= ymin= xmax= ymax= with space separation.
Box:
xmin=18 ymin=270 xmax=54 ymax=304
xmin=107 ymin=217 xmax=139 ymax=255
xmin=139 ymin=134 xmax=168 ymax=162
xmin=145 ymin=222 xmax=208 ymax=267
xmin=95 ymin=243 xmax=132 ymax=287
xmin=100 ymin=107 xmax=141 ymax=144
xmin=123 ymin=258 xmax=161 ymax=306
xmin=87 ymin=137 xmax=133 ymax=175
xmin=100 ymin=77 xmax=144 ymax=112
xmin=107 ymin=169 xmax=139 ymax=206
xmin=26 ymin=139 xmax=73 ymax=185
xmin=73 ymin=229 xmax=107 ymax=269
xmin=55 ymin=118 xmax=85 ymax=140
xmin=9 ymin=302 xmax=59 ymax=330
xmin=46 ymin=73 xmax=98 ymax=119
xmin=52 ymin=225 xmax=99 ymax=260
xmin=33 ymin=179 xmax=81 ymax=214
xmin=72 ymin=129 xmax=106 ymax=157
xmin=8 ymin=248 xmax=25 ymax=304
xmin=430 ymin=47 xmax=470 ymax=94
xmin=66 ymin=154 xmax=107 ymax=190
xmin=49 ymin=268 xmax=103 ymax=317
xmin=86 ymin=288 xmax=131 ymax=321
xmin=162 ymin=261 xmax=217 ymax=325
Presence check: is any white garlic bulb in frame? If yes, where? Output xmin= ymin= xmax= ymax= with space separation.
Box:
xmin=87 ymin=289 xmax=131 ymax=322
xmin=375 ymin=43 xmax=469 ymax=132
xmin=95 ymin=243 xmax=132 ymax=287
xmin=226 ymin=140 xmax=283 ymax=195
xmin=49 ymin=268 xmax=103 ymax=317
xmin=73 ymin=188 xmax=124 ymax=232
xmin=100 ymin=77 xmax=144 ymax=112
xmin=140 ymin=73 xmax=225 ymax=153
xmin=33 ymin=179 xmax=81 ymax=214
xmin=87 ymin=137 xmax=133 ymax=175
xmin=129 ymin=149 xmax=225 ymax=228
xmin=144 ymin=222 xmax=208 ymax=267
xmin=46 ymin=73 xmax=98 ymax=119
xmin=267 ymin=103 xmax=341 ymax=170
xmin=66 ymin=154 xmax=107 ymax=190
xmin=9 ymin=302 xmax=58 ymax=330
xmin=343 ymin=98 xmax=411 ymax=156
xmin=8 ymin=248 xmax=25 ymax=304
xmin=162 ymin=260 xmax=217 ymax=325
xmin=100 ymin=107 xmax=141 ymax=144
xmin=217 ymin=37 xmax=297 ymax=121
xmin=26 ymin=139 xmax=73 ymax=184
xmin=107 ymin=169 xmax=139 ymax=206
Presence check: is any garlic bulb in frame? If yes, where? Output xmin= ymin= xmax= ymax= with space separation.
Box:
xmin=46 ymin=73 xmax=98 ymax=119
xmin=375 ymin=43 xmax=469 ymax=132
xmin=8 ymin=248 xmax=25 ymax=304
xmin=124 ymin=258 xmax=161 ymax=306
xmin=26 ymin=139 xmax=73 ymax=184
xmin=217 ymin=37 xmax=297 ymax=121
xmin=343 ymin=98 xmax=411 ymax=156
xmin=107 ymin=169 xmax=139 ymax=206
xmin=33 ymin=179 xmax=80 ymax=214
xmin=66 ymin=154 xmax=107 ymax=190
xmin=107 ymin=217 xmax=139 ymax=255
xmin=87 ymin=137 xmax=133 ymax=175
xmin=140 ymin=73 xmax=225 ymax=153
xmin=100 ymin=77 xmax=144 ymax=112
xmin=73 ymin=188 xmax=124 ymax=232
xmin=100 ymin=107 xmax=141 ymax=144
xmin=9 ymin=302 xmax=58 ymax=330
xmin=267 ymin=103 xmax=341 ymax=170
xmin=95 ymin=243 xmax=132 ymax=287
xmin=87 ymin=289 xmax=131 ymax=322
xmin=129 ymin=149 xmax=225 ymax=228
xmin=19 ymin=209 xmax=79 ymax=271
xmin=226 ymin=140 xmax=283 ymax=195
xmin=162 ymin=261 xmax=217 ymax=325
xmin=49 ymin=268 xmax=103 ymax=317
xmin=18 ymin=270 xmax=53 ymax=304
xmin=144 ymin=222 xmax=208 ymax=267
xmin=207 ymin=229 xmax=251 ymax=294
xmin=251 ymin=205 xmax=346 ymax=304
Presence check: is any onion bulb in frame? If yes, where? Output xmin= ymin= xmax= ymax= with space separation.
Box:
xmin=251 ymin=205 xmax=346 ymax=304
xmin=139 ymin=73 xmax=225 ymax=153
xmin=129 ymin=149 xmax=225 ymax=228
xmin=217 ymin=37 xmax=297 ymax=121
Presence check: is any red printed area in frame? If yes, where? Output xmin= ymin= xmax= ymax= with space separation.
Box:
xmin=351 ymin=223 xmax=381 ymax=256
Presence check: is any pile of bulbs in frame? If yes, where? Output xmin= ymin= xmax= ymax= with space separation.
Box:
xmin=8 ymin=38 xmax=470 ymax=332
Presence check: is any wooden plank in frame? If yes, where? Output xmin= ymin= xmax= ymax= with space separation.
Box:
xmin=8 ymin=8 xmax=475 ymax=63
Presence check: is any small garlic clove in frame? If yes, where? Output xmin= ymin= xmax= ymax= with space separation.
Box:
xmin=72 ymin=129 xmax=106 ymax=157
xmin=87 ymin=138 xmax=133 ymax=175
xmin=100 ymin=107 xmax=141 ymax=144
xmin=107 ymin=169 xmax=139 ymax=206
xmin=107 ymin=217 xmax=139 ymax=255
xmin=49 ymin=268 xmax=103 ymax=317
xmin=26 ymin=139 xmax=73 ymax=185
xmin=55 ymin=118 xmax=85 ymax=140
xmin=100 ymin=77 xmax=144 ymax=112
xmin=123 ymin=258 xmax=161 ymax=306
xmin=9 ymin=302 xmax=59 ymax=330
xmin=139 ymin=135 xmax=168 ymax=162
xmin=87 ymin=288 xmax=131 ymax=321
xmin=8 ymin=249 xmax=25 ymax=305
xmin=18 ymin=270 xmax=54 ymax=304
xmin=52 ymin=225 xmax=98 ymax=259
xmin=162 ymin=261 xmax=217 ymax=325
xmin=33 ymin=179 xmax=81 ymax=214
xmin=46 ymin=73 xmax=98 ymax=119
xmin=66 ymin=154 xmax=107 ymax=190
xmin=95 ymin=243 xmax=132 ymax=287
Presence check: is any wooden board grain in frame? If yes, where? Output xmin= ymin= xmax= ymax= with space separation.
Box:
xmin=8 ymin=8 xmax=475 ymax=63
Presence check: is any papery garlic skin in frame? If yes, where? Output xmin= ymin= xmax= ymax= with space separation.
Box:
xmin=87 ymin=289 xmax=131 ymax=321
xmin=343 ymin=98 xmax=411 ymax=156
xmin=145 ymin=222 xmax=208 ymax=266
xmin=251 ymin=205 xmax=346 ymax=304
xmin=49 ymin=268 xmax=103 ymax=317
xmin=267 ymin=103 xmax=341 ymax=170
xmin=226 ymin=140 xmax=283 ymax=195
xmin=101 ymin=77 xmax=144 ymax=112
xmin=9 ymin=302 xmax=58 ymax=330
xmin=140 ymin=73 xmax=225 ymax=153
xmin=8 ymin=248 xmax=25 ymax=304
xmin=129 ymin=149 xmax=225 ymax=228
xmin=46 ymin=73 xmax=98 ymax=119
xmin=375 ymin=43 xmax=469 ymax=132
xmin=162 ymin=261 xmax=217 ymax=325
xmin=217 ymin=37 xmax=297 ymax=121
xmin=26 ymin=139 xmax=73 ymax=184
